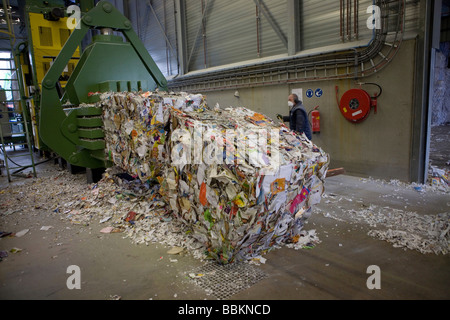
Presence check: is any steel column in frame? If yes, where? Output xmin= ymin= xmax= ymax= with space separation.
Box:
xmin=253 ymin=0 xmax=287 ymax=49
xmin=175 ymin=0 xmax=188 ymax=75
xmin=287 ymin=0 xmax=300 ymax=55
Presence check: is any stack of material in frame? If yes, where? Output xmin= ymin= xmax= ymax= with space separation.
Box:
xmin=100 ymin=91 xmax=329 ymax=264
xmin=428 ymin=165 xmax=449 ymax=192
xmin=101 ymin=91 xmax=206 ymax=182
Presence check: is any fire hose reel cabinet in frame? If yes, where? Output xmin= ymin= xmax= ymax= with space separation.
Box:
xmin=339 ymin=88 xmax=377 ymax=123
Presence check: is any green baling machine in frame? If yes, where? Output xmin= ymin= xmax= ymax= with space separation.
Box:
xmin=39 ymin=1 xmax=168 ymax=175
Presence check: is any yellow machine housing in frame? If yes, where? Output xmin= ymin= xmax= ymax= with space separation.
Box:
xmin=20 ymin=11 xmax=80 ymax=149
xmin=27 ymin=12 xmax=80 ymax=89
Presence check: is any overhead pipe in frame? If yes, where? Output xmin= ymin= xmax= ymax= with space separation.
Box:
xmin=342 ymin=0 xmax=359 ymax=43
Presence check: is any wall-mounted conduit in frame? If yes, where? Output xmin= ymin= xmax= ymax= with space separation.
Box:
xmin=168 ymin=0 xmax=405 ymax=93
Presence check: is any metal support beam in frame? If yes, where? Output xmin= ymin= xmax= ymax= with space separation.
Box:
xmin=410 ymin=0 xmax=441 ymax=183
xmin=146 ymin=0 xmax=176 ymax=58
xmin=186 ymin=0 xmax=212 ymax=69
xmin=424 ymin=0 xmax=442 ymax=180
xmin=175 ymin=0 xmax=188 ymax=75
xmin=287 ymin=0 xmax=300 ymax=55
xmin=253 ymin=0 xmax=287 ymax=49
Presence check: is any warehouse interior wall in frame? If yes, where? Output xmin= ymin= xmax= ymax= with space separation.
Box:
xmin=76 ymin=0 xmax=431 ymax=182
xmin=202 ymin=39 xmax=417 ymax=182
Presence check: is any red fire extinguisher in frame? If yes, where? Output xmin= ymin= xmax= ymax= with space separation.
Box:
xmin=309 ymin=106 xmax=320 ymax=134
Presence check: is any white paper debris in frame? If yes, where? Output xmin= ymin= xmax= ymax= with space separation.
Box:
xmin=15 ymin=229 xmax=29 ymax=237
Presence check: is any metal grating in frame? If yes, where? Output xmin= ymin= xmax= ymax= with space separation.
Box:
xmin=189 ymin=262 xmax=268 ymax=300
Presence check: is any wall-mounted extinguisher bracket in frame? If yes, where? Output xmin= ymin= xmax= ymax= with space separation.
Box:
xmin=371 ymin=94 xmax=378 ymax=114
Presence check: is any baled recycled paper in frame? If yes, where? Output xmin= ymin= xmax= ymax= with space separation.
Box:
xmin=99 ymin=91 xmax=329 ymax=264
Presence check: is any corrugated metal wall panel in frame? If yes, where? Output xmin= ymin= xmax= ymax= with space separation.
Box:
xmin=121 ymin=0 xmax=421 ymax=76
xmin=127 ymin=0 xmax=178 ymax=77
xmin=301 ymin=0 xmax=378 ymax=49
xmin=301 ymin=0 xmax=419 ymax=50
xmin=358 ymin=0 xmax=378 ymax=42
xmin=258 ymin=0 xmax=287 ymax=57
xmin=185 ymin=0 xmax=206 ymax=71
xmin=301 ymin=0 xmax=342 ymax=50
xmin=404 ymin=0 xmax=421 ymax=34
xmin=186 ymin=0 xmax=256 ymax=71
xmin=206 ymin=1 xmax=256 ymax=67
xmin=185 ymin=0 xmax=287 ymax=71
xmin=146 ymin=0 xmax=177 ymax=76
xmin=127 ymin=0 xmax=141 ymax=40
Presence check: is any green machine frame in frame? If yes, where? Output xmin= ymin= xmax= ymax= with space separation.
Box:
xmin=39 ymin=1 xmax=168 ymax=169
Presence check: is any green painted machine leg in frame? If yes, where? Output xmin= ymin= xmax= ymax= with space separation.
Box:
xmin=86 ymin=167 xmax=105 ymax=184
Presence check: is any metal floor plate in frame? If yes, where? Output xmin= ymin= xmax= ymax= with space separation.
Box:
xmin=189 ymin=261 xmax=268 ymax=300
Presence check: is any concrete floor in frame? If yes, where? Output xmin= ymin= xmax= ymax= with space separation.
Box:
xmin=0 ymin=148 xmax=449 ymax=301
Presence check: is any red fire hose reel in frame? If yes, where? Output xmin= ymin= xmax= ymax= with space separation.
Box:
xmin=336 ymin=83 xmax=382 ymax=123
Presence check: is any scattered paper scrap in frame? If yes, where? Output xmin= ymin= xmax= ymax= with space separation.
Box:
xmin=167 ymin=246 xmax=185 ymax=255
xmin=100 ymin=226 xmax=123 ymax=234
xmin=14 ymin=229 xmax=29 ymax=237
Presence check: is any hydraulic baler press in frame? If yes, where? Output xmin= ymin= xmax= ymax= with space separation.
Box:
xmin=39 ymin=1 xmax=168 ymax=177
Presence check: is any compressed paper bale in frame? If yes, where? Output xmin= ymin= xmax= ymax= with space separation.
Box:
xmin=100 ymin=91 xmax=207 ymax=182
xmin=163 ymin=105 xmax=329 ymax=264
xmin=99 ymin=91 xmax=329 ymax=264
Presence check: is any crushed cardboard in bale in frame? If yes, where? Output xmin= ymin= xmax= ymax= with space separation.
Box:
xmin=98 ymin=91 xmax=330 ymax=264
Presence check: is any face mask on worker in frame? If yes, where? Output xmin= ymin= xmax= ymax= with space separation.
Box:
xmin=288 ymin=101 xmax=294 ymax=108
